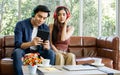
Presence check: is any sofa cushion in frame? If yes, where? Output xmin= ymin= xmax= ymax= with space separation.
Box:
xmin=4 ymin=35 xmax=14 ymax=47
xmin=2 ymin=35 xmax=14 ymax=58
xmin=5 ymin=48 xmax=14 ymax=57
xmin=69 ymin=47 xmax=83 ymax=58
xmin=83 ymin=37 xmax=97 ymax=46
xmin=83 ymin=47 xmax=97 ymax=57
xmin=69 ymin=36 xmax=82 ymax=46
xmin=1 ymin=58 xmax=14 ymax=75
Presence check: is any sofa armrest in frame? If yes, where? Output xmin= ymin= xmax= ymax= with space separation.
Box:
xmin=97 ymin=36 xmax=119 ymax=69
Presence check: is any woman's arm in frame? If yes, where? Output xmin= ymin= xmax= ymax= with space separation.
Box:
xmin=61 ymin=19 xmax=74 ymax=41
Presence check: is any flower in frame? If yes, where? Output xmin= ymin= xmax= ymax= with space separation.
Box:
xmin=23 ymin=53 xmax=42 ymax=66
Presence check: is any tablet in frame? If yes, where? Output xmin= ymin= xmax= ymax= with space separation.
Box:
xmin=37 ymin=29 xmax=49 ymax=41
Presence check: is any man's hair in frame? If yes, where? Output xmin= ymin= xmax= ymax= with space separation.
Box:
xmin=31 ymin=5 xmax=50 ymax=17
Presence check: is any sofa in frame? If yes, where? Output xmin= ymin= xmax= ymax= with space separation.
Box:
xmin=68 ymin=36 xmax=119 ymax=69
xmin=0 ymin=35 xmax=119 ymax=75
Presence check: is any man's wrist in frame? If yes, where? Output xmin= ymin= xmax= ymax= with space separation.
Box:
xmin=30 ymin=41 xmax=34 ymax=46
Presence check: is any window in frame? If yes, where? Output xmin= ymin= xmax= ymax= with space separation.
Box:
xmin=101 ymin=0 xmax=116 ymax=36
xmin=0 ymin=0 xmax=117 ymax=37
xmin=83 ymin=0 xmax=98 ymax=36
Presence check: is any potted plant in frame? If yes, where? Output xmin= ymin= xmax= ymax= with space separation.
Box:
xmin=23 ymin=53 xmax=43 ymax=74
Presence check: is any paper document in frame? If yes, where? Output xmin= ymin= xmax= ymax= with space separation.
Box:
xmin=37 ymin=67 xmax=61 ymax=72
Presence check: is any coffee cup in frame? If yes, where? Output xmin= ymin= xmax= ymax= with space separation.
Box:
xmin=42 ymin=59 xmax=50 ymax=66
xmin=94 ymin=58 xmax=102 ymax=65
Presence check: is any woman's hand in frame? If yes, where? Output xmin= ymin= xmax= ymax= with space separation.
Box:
xmin=42 ymin=40 xmax=50 ymax=50
xmin=64 ymin=17 xmax=70 ymax=25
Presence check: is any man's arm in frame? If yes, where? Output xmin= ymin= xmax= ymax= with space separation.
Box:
xmin=14 ymin=22 xmax=23 ymax=49
xmin=21 ymin=37 xmax=43 ymax=49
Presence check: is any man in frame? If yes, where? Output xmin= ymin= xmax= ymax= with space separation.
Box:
xmin=12 ymin=5 xmax=55 ymax=75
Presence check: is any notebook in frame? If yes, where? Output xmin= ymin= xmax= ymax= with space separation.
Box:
xmin=63 ymin=65 xmax=97 ymax=71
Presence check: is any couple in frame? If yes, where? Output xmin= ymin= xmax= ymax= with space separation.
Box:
xmin=12 ymin=5 xmax=76 ymax=75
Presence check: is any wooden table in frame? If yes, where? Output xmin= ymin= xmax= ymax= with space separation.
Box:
xmin=22 ymin=65 xmax=120 ymax=75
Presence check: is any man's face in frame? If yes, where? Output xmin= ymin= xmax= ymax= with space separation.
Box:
xmin=34 ymin=11 xmax=48 ymax=26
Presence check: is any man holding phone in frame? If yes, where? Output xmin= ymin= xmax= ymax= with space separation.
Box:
xmin=12 ymin=5 xmax=55 ymax=75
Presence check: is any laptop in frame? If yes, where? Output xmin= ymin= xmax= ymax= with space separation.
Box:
xmin=63 ymin=65 xmax=97 ymax=71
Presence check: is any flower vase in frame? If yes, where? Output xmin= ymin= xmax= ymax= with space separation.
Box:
xmin=28 ymin=65 xmax=37 ymax=75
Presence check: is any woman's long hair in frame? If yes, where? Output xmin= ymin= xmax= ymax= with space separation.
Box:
xmin=52 ymin=6 xmax=70 ymax=44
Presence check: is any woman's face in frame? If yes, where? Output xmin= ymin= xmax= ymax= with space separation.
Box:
xmin=57 ymin=9 xmax=67 ymax=23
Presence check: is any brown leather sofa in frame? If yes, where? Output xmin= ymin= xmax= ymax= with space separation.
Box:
xmin=0 ymin=35 xmax=119 ymax=75
xmin=68 ymin=36 xmax=119 ymax=70
xmin=0 ymin=35 xmax=15 ymax=75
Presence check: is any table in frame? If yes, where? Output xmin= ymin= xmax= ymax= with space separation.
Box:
xmin=22 ymin=65 xmax=120 ymax=75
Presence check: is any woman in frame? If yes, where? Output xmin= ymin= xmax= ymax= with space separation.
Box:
xmin=49 ymin=6 xmax=76 ymax=65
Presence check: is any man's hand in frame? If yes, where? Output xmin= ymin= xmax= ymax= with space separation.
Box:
xmin=42 ymin=40 xmax=50 ymax=50
xmin=31 ymin=37 xmax=43 ymax=46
